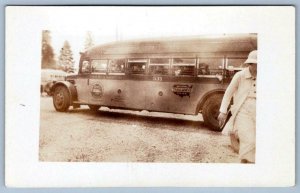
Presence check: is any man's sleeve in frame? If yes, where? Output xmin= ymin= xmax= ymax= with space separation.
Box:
xmin=219 ymin=72 xmax=241 ymax=114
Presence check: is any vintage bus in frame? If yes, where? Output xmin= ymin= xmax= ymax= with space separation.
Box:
xmin=50 ymin=34 xmax=257 ymax=131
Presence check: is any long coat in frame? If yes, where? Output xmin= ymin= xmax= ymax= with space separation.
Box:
xmin=220 ymin=67 xmax=255 ymax=135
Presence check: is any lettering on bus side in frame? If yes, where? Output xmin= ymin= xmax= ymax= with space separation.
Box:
xmin=172 ymin=84 xmax=193 ymax=97
xmin=153 ymin=76 xmax=162 ymax=81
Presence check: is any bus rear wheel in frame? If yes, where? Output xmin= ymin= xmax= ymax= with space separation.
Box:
xmin=88 ymin=105 xmax=101 ymax=111
xmin=202 ymin=93 xmax=223 ymax=131
xmin=53 ymin=86 xmax=70 ymax=112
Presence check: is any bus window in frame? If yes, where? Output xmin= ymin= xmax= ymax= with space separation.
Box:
xmin=172 ymin=58 xmax=196 ymax=76
xmin=197 ymin=58 xmax=223 ymax=76
xmin=128 ymin=59 xmax=147 ymax=75
xmin=226 ymin=58 xmax=247 ymax=79
xmin=108 ymin=59 xmax=126 ymax=75
xmin=149 ymin=58 xmax=170 ymax=75
xmin=91 ymin=59 xmax=108 ymax=74
xmin=81 ymin=60 xmax=90 ymax=73
xmin=227 ymin=58 xmax=247 ymax=69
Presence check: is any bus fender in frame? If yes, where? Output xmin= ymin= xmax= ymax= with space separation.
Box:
xmin=196 ymin=89 xmax=225 ymax=114
xmin=51 ymin=81 xmax=78 ymax=105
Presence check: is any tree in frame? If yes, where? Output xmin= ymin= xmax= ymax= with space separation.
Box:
xmin=84 ymin=31 xmax=94 ymax=51
xmin=41 ymin=30 xmax=56 ymax=69
xmin=58 ymin=40 xmax=75 ymax=72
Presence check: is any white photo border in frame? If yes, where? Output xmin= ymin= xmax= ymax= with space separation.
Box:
xmin=5 ymin=5 xmax=295 ymax=188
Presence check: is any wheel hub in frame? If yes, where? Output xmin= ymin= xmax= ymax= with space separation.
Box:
xmin=55 ymin=93 xmax=64 ymax=106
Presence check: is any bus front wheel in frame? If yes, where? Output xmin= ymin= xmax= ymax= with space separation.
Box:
xmin=202 ymin=94 xmax=223 ymax=131
xmin=53 ymin=86 xmax=70 ymax=112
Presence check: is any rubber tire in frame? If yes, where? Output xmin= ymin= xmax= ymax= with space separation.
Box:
xmin=53 ymin=86 xmax=70 ymax=112
xmin=88 ymin=105 xmax=101 ymax=111
xmin=202 ymin=93 xmax=223 ymax=131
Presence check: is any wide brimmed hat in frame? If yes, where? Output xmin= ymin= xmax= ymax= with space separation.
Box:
xmin=244 ymin=50 xmax=257 ymax=64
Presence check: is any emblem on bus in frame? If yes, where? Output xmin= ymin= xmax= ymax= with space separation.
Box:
xmin=172 ymin=84 xmax=193 ymax=97
xmin=91 ymin=83 xmax=104 ymax=98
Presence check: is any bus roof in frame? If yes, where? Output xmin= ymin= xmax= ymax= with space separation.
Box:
xmin=85 ymin=34 xmax=257 ymax=58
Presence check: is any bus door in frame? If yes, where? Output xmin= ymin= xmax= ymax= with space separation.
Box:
xmin=145 ymin=58 xmax=172 ymax=112
xmin=75 ymin=60 xmax=91 ymax=103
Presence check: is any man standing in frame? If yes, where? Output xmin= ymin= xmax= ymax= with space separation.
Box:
xmin=218 ymin=50 xmax=257 ymax=163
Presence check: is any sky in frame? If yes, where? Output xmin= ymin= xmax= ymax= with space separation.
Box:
xmin=50 ymin=28 xmax=125 ymax=69
xmin=45 ymin=7 xmax=217 ymax=69
xmin=45 ymin=6 xmax=255 ymax=70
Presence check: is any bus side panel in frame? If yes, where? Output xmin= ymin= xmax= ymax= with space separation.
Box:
xmin=80 ymin=76 xmax=146 ymax=109
xmin=106 ymin=78 xmax=127 ymax=108
xmin=145 ymin=80 xmax=171 ymax=112
xmin=89 ymin=78 xmax=146 ymax=110
xmin=167 ymin=82 xmax=200 ymax=115
xmin=88 ymin=78 xmax=113 ymax=106
xmin=124 ymin=80 xmax=146 ymax=110
xmin=168 ymin=80 xmax=226 ymax=115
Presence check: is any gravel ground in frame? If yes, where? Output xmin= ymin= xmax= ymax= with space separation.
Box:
xmin=39 ymin=96 xmax=239 ymax=163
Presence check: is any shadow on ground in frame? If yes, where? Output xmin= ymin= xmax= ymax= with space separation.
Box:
xmin=64 ymin=107 xmax=220 ymax=134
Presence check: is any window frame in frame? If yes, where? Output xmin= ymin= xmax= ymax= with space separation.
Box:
xmin=226 ymin=57 xmax=247 ymax=71
xmin=127 ymin=58 xmax=148 ymax=75
xmin=108 ymin=59 xmax=126 ymax=75
xmin=171 ymin=58 xmax=196 ymax=77
xmin=79 ymin=57 xmax=92 ymax=74
xmin=148 ymin=58 xmax=171 ymax=76
xmin=196 ymin=57 xmax=225 ymax=78
xmin=90 ymin=59 xmax=109 ymax=75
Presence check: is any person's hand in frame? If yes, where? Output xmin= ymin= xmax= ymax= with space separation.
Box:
xmin=218 ymin=112 xmax=227 ymax=127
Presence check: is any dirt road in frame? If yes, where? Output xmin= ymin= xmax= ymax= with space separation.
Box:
xmin=39 ymin=97 xmax=239 ymax=163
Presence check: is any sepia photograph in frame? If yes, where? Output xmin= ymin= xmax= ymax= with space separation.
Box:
xmin=5 ymin=6 xmax=294 ymax=187
xmin=39 ymin=32 xmax=257 ymax=163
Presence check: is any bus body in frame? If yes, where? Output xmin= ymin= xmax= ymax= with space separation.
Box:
xmin=51 ymin=34 xmax=257 ymax=130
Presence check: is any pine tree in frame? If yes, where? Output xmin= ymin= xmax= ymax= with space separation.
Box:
xmin=41 ymin=30 xmax=56 ymax=69
xmin=58 ymin=41 xmax=75 ymax=72
xmin=84 ymin=31 xmax=94 ymax=51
